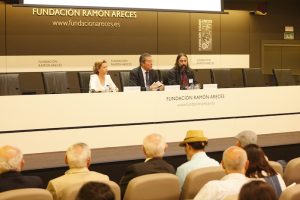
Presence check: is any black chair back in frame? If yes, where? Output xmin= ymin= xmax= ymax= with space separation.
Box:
xmin=42 ymin=72 xmax=70 ymax=94
xmin=0 ymin=73 xmax=22 ymax=95
xmin=78 ymin=72 xmax=93 ymax=93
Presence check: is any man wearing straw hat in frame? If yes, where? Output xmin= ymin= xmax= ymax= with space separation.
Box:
xmin=176 ymin=130 xmax=219 ymax=187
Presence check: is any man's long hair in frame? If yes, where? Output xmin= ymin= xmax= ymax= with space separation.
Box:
xmin=174 ymin=53 xmax=190 ymax=71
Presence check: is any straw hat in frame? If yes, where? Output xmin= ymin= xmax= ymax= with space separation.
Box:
xmin=179 ymin=130 xmax=208 ymax=147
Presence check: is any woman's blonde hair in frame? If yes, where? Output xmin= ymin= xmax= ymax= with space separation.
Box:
xmin=93 ymin=60 xmax=107 ymax=74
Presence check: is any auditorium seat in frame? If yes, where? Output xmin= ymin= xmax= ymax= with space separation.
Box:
xmin=279 ymin=184 xmax=300 ymax=200
xmin=119 ymin=71 xmax=130 ymax=90
xmin=159 ymin=69 xmax=169 ymax=85
xmin=193 ymin=69 xmax=212 ymax=88
xmin=42 ymin=72 xmax=70 ymax=94
xmin=61 ymin=181 xmax=120 ymax=200
xmin=181 ymin=166 xmax=225 ymax=200
xmin=0 ymin=73 xmax=22 ymax=95
xmin=123 ymin=173 xmax=180 ymax=200
xmin=273 ymin=69 xmax=297 ymax=86
xmin=264 ymin=74 xmax=277 ymax=86
xmin=283 ymin=157 xmax=300 ymax=186
xmin=242 ymin=68 xmax=265 ymax=87
xmin=269 ymin=160 xmax=284 ymax=177
xmin=108 ymin=71 xmax=122 ymax=92
xmin=230 ymin=69 xmax=244 ymax=88
xmin=210 ymin=69 xmax=234 ymax=88
xmin=0 ymin=188 xmax=53 ymax=200
xmin=78 ymin=72 xmax=93 ymax=93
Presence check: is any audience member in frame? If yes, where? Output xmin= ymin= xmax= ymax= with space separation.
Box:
xmin=119 ymin=133 xmax=175 ymax=197
xmin=47 ymin=143 xmax=109 ymax=200
xmin=0 ymin=145 xmax=43 ymax=192
xmin=244 ymin=144 xmax=286 ymax=197
xmin=76 ymin=181 xmax=115 ymax=200
xmin=238 ymin=180 xmax=277 ymax=200
xmin=235 ymin=130 xmax=257 ymax=148
xmin=89 ymin=60 xmax=118 ymax=92
xmin=129 ymin=53 xmax=164 ymax=91
xmin=176 ymin=130 xmax=219 ymax=187
xmin=168 ymin=53 xmax=197 ymax=89
xmin=193 ymin=146 xmax=249 ymax=200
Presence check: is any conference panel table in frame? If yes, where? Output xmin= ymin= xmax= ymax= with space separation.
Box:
xmin=1 ymin=86 xmax=300 ymax=169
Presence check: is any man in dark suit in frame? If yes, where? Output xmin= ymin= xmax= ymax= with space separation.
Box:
xmin=129 ymin=52 xmax=163 ymax=91
xmin=168 ymin=52 xmax=198 ymax=89
xmin=119 ymin=134 xmax=175 ymax=197
xmin=0 ymin=145 xmax=44 ymax=192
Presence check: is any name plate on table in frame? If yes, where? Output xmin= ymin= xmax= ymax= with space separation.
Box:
xmin=164 ymin=85 xmax=180 ymax=91
xmin=123 ymin=86 xmax=141 ymax=92
xmin=203 ymin=84 xmax=218 ymax=90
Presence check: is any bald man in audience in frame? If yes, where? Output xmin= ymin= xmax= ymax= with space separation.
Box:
xmin=193 ymin=146 xmax=249 ymax=200
xmin=47 ymin=143 xmax=109 ymax=200
xmin=119 ymin=134 xmax=175 ymax=198
xmin=0 ymin=145 xmax=43 ymax=192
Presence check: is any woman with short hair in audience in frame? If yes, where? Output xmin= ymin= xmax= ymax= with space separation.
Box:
xmin=76 ymin=182 xmax=115 ymax=200
xmin=244 ymin=144 xmax=286 ymax=198
xmin=238 ymin=180 xmax=277 ymax=200
xmin=89 ymin=60 xmax=118 ymax=93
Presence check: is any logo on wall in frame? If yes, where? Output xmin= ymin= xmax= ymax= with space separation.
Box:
xmin=198 ymin=19 xmax=212 ymax=51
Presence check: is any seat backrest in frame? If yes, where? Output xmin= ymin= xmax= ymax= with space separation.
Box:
xmin=0 ymin=73 xmax=22 ymax=95
xmin=279 ymin=184 xmax=300 ymax=200
xmin=61 ymin=180 xmax=120 ymax=200
xmin=119 ymin=71 xmax=130 ymax=89
xmin=0 ymin=188 xmax=53 ymax=200
xmin=78 ymin=72 xmax=93 ymax=93
xmin=210 ymin=69 xmax=234 ymax=88
xmin=42 ymin=72 xmax=70 ymax=94
xmin=123 ymin=173 xmax=180 ymax=200
xmin=284 ymin=157 xmax=300 ymax=186
xmin=269 ymin=161 xmax=284 ymax=177
xmin=193 ymin=69 xmax=212 ymax=88
xmin=273 ymin=69 xmax=297 ymax=86
xmin=230 ymin=69 xmax=244 ymax=88
xmin=108 ymin=71 xmax=122 ymax=92
xmin=264 ymin=74 xmax=277 ymax=86
xmin=159 ymin=69 xmax=169 ymax=85
xmin=181 ymin=166 xmax=225 ymax=200
xmin=242 ymin=68 xmax=265 ymax=87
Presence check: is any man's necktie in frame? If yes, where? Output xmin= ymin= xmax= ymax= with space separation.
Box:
xmin=181 ymin=71 xmax=188 ymax=87
xmin=145 ymin=71 xmax=150 ymax=87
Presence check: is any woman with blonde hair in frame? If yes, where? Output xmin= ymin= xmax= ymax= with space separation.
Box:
xmin=89 ymin=60 xmax=118 ymax=92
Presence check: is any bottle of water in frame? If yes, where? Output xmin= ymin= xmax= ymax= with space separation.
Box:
xmin=189 ymin=79 xmax=194 ymax=90
xmin=105 ymin=85 xmax=110 ymax=92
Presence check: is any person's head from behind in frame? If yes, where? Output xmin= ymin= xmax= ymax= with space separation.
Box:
xmin=235 ymin=130 xmax=257 ymax=148
xmin=139 ymin=53 xmax=152 ymax=71
xmin=76 ymin=182 xmax=115 ymax=200
xmin=238 ymin=180 xmax=277 ymax=200
xmin=244 ymin=144 xmax=276 ymax=178
xmin=93 ymin=60 xmax=108 ymax=75
xmin=179 ymin=130 xmax=208 ymax=160
xmin=222 ymin=146 xmax=248 ymax=175
xmin=175 ymin=53 xmax=189 ymax=71
xmin=0 ymin=145 xmax=24 ymax=174
xmin=143 ymin=134 xmax=167 ymax=159
xmin=65 ymin=143 xmax=91 ymax=169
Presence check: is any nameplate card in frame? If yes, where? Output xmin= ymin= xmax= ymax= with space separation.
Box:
xmin=164 ymin=85 xmax=180 ymax=91
xmin=123 ymin=86 xmax=141 ymax=92
xmin=203 ymin=84 xmax=218 ymax=90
